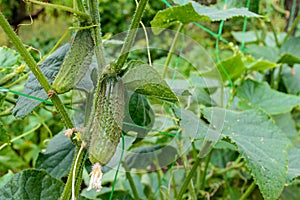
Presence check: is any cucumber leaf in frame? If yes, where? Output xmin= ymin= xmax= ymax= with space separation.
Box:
xmin=202 ymin=107 xmax=290 ymax=200
xmin=0 ymin=169 xmax=64 ymax=200
xmin=122 ymin=60 xmax=178 ymax=103
xmin=151 ymin=2 xmax=260 ymax=34
xmin=237 ymin=79 xmax=300 ymax=115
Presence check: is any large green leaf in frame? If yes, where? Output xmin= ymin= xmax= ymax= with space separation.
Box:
xmin=282 ymin=64 xmax=300 ymax=94
xmin=286 ymin=147 xmax=300 ymax=183
xmin=125 ymin=145 xmax=177 ymax=169
xmin=123 ymin=92 xmax=155 ymax=143
xmin=0 ymin=169 xmax=64 ymax=200
xmin=36 ymin=132 xmax=75 ymax=179
xmin=151 ymin=2 xmax=260 ymax=33
xmin=0 ymin=46 xmax=23 ymax=69
xmin=122 ymin=60 xmax=178 ymax=102
xmin=245 ymin=56 xmax=278 ymax=71
xmin=245 ymin=45 xmax=279 ymax=63
xmin=0 ymin=46 xmax=25 ymax=86
xmin=202 ymin=107 xmax=290 ymax=200
xmin=13 ymin=44 xmax=70 ymax=118
xmin=272 ymin=113 xmax=298 ymax=141
xmin=237 ymin=79 xmax=300 ymax=115
xmin=278 ymin=37 xmax=300 ymax=65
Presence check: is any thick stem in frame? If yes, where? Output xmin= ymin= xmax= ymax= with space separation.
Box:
xmin=114 ymin=0 xmax=149 ymax=74
xmin=0 ymin=11 xmax=74 ymax=129
xmin=61 ymin=147 xmax=86 ymax=200
xmin=88 ymin=0 xmax=106 ymax=74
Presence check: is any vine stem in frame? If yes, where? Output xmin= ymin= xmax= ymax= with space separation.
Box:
xmin=176 ymin=154 xmax=201 ymax=200
xmin=0 ymin=11 xmax=74 ymax=129
xmin=62 ymin=0 xmax=107 ymax=198
xmin=114 ymin=0 xmax=149 ymax=74
xmin=123 ymin=162 xmax=140 ymax=200
xmin=26 ymin=0 xmax=90 ymax=20
xmin=88 ymin=0 xmax=106 ymax=74
xmin=282 ymin=14 xmax=300 ymax=43
xmin=162 ymin=23 xmax=183 ymax=79
xmin=240 ymin=181 xmax=256 ymax=200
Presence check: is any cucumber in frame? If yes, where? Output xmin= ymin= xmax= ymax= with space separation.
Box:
xmin=87 ymin=75 xmax=124 ymax=165
xmin=52 ymin=29 xmax=94 ymax=94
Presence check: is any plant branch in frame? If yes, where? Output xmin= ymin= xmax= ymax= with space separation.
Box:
xmin=26 ymin=0 xmax=90 ymax=20
xmin=163 ymin=23 xmax=183 ymax=79
xmin=114 ymin=0 xmax=149 ymax=74
xmin=123 ymin=162 xmax=140 ymax=200
xmin=240 ymin=181 xmax=256 ymax=200
xmin=0 ymin=11 xmax=74 ymax=129
xmin=61 ymin=146 xmax=86 ymax=200
xmin=283 ymin=14 xmax=300 ymax=43
xmin=88 ymin=0 xmax=106 ymax=74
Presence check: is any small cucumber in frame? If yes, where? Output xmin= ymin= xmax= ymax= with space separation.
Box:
xmin=87 ymin=75 xmax=124 ymax=165
xmin=52 ymin=29 xmax=94 ymax=94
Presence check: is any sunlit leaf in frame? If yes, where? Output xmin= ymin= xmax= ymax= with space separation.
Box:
xmin=237 ymin=79 xmax=300 ymax=115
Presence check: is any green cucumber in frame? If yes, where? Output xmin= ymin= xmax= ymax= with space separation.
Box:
xmin=52 ymin=29 xmax=94 ymax=94
xmin=88 ymin=75 xmax=124 ymax=165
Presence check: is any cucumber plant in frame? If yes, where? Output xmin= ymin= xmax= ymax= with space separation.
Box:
xmin=0 ymin=0 xmax=300 ymax=200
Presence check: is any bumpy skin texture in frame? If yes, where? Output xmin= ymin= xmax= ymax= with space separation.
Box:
xmin=52 ymin=29 xmax=94 ymax=94
xmin=88 ymin=76 xmax=125 ymax=165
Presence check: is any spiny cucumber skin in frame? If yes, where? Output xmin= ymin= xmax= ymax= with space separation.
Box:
xmin=52 ymin=29 xmax=94 ymax=94
xmin=88 ymin=76 xmax=124 ymax=165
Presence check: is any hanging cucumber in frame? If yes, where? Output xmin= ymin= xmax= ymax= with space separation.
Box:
xmin=87 ymin=75 xmax=125 ymax=165
xmin=52 ymin=29 xmax=94 ymax=94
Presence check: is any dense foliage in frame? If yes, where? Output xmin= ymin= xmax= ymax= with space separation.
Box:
xmin=0 ymin=0 xmax=300 ymax=199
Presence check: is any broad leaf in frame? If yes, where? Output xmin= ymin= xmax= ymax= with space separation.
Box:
xmin=245 ymin=56 xmax=278 ymax=71
xmin=36 ymin=132 xmax=75 ymax=179
xmin=278 ymin=37 xmax=300 ymax=65
xmin=232 ymin=31 xmax=260 ymax=43
xmin=286 ymin=147 xmax=300 ymax=183
xmin=272 ymin=113 xmax=298 ymax=141
xmin=0 ymin=46 xmax=23 ymax=69
xmin=282 ymin=64 xmax=300 ymax=94
xmin=13 ymin=44 xmax=70 ymax=118
xmin=125 ymin=145 xmax=177 ymax=169
xmin=13 ymin=43 xmax=97 ymax=118
xmin=151 ymin=2 xmax=260 ymax=33
xmin=122 ymin=60 xmax=178 ymax=102
xmin=202 ymin=107 xmax=290 ymax=200
xmin=218 ymin=53 xmax=246 ymax=80
xmin=245 ymin=45 xmax=279 ymax=63
xmin=237 ymin=79 xmax=300 ymax=115
xmin=123 ymin=92 xmax=155 ymax=142
xmin=0 ymin=169 xmax=64 ymax=200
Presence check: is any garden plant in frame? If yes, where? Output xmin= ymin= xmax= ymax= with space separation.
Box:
xmin=0 ymin=0 xmax=300 ymax=199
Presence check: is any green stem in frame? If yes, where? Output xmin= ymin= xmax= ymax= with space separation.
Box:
xmin=176 ymin=155 xmax=201 ymax=200
xmin=0 ymin=124 xmax=41 ymax=151
xmin=61 ymin=147 xmax=86 ymax=200
xmin=200 ymin=151 xmax=212 ymax=190
xmin=268 ymin=20 xmax=280 ymax=48
xmin=27 ymin=0 xmax=90 ymax=20
xmin=114 ymin=0 xmax=149 ymax=74
xmin=88 ymin=0 xmax=106 ymax=74
xmin=240 ymin=181 xmax=256 ymax=200
xmin=123 ymin=162 xmax=140 ymax=200
xmin=274 ymin=65 xmax=283 ymax=90
xmin=162 ymin=23 xmax=183 ymax=79
xmin=0 ymin=11 xmax=74 ymax=129
xmin=283 ymin=14 xmax=300 ymax=43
